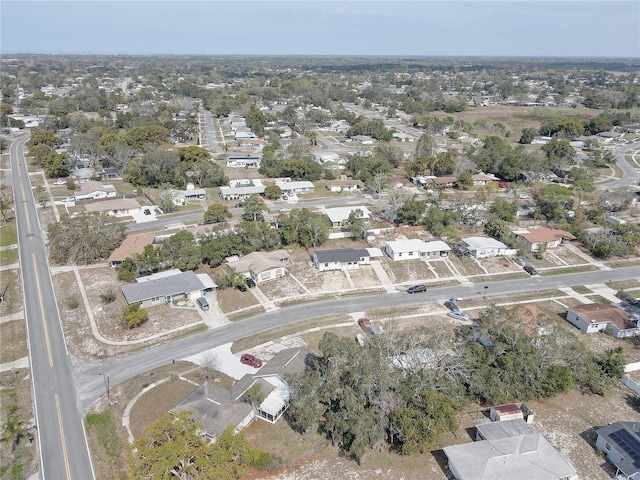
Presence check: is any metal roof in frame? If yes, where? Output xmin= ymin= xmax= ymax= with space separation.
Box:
xmin=476 ymin=419 xmax=536 ymax=441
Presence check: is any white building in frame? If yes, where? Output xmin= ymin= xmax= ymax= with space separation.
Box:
xmin=460 ymin=237 xmax=510 ymax=258
xmin=384 ymin=239 xmax=450 ymax=261
xmin=322 ymin=205 xmax=371 ymax=228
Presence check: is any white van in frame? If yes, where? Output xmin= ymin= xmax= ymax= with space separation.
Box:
xmin=196 ymin=297 xmax=209 ymax=311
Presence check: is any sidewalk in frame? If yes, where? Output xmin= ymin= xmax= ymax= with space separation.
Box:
xmin=369 ymin=260 xmax=396 ymax=293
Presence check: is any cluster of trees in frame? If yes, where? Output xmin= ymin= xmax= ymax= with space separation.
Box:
xmin=25 ymin=129 xmax=70 ymax=178
xmin=130 ymin=412 xmax=271 ymax=479
xmin=287 ymin=305 xmax=627 ymax=462
xmin=122 ymin=145 xmax=226 ymax=188
xmin=47 ymin=213 xmax=126 ymax=264
xmin=346 ymin=118 xmax=393 ymax=141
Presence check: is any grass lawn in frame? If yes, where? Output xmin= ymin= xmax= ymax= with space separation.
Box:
xmin=216 ymin=287 xmax=260 ymax=313
xmin=0 ymin=247 xmax=19 ymax=266
xmin=0 ymin=269 xmax=22 ymax=316
xmin=85 ymin=411 xmax=127 ymax=480
xmin=542 ymin=265 xmax=597 ymax=276
xmin=571 ymin=285 xmax=593 ymax=294
xmin=0 ymin=222 xmax=17 ymax=246
xmin=0 ymin=320 xmax=27 ymax=364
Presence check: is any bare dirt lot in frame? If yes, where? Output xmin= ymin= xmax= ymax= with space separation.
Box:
xmin=381 ymin=256 xmax=435 ymax=283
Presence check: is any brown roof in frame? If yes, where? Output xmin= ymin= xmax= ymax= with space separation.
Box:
xmin=84 ymin=198 xmax=140 ymax=212
xmin=78 ymin=180 xmax=115 ymax=194
xmin=492 ymin=404 xmax=522 ymax=416
xmin=571 ymin=303 xmax=631 ymax=330
xmin=108 ymin=233 xmax=156 ymax=262
xmin=516 ymin=227 xmax=576 ymax=244
xmin=425 ymin=176 xmax=457 ymax=185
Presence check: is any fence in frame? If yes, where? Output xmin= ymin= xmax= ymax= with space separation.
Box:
xmin=622 ymin=375 xmax=640 ymax=395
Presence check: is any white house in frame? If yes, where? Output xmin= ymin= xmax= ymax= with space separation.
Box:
xmin=312 ymin=248 xmax=371 ymax=271
xmin=220 ymin=179 xmax=265 ymax=200
xmin=274 ymin=180 xmax=315 ymax=195
xmin=595 ymin=421 xmax=640 ymax=480
xmin=323 ymin=205 xmax=371 ymax=228
xmin=352 ymin=135 xmax=375 ymax=144
xmin=226 ymin=155 xmax=261 ymax=168
xmin=460 ymin=237 xmax=510 ymax=258
xmin=384 ymin=239 xmax=451 ymax=261
xmin=84 ymin=198 xmax=141 ymax=216
xmin=73 ymin=181 xmax=117 ymax=202
xmin=566 ymin=303 xmax=639 ymax=338
xmin=227 ymin=250 xmax=289 ymax=284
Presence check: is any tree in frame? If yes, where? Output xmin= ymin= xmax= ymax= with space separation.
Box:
xmin=243 ymin=384 xmax=266 ymax=410
xmin=414 ymin=133 xmax=438 ymax=159
xmin=489 ymin=198 xmax=517 ymax=222
xmin=263 ymin=185 xmax=282 ymax=200
xmin=178 ymin=145 xmax=211 ymax=164
xmin=157 ymin=187 xmax=179 ymax=213
xmin=47 ymin=213 xmax=126 ymax=264
xmin=122 ymin=303 xmax=148 ymax=329
xmin=396 ymin=197 xmax=427 ymax=225
xmin=455 ymin=171 xmax=473 ymax=190
xmin=214 ymin=265 xmax=247 ymax=289
xmin=159 ymin=230 xmax=200 ymax=270
xmin=125 ymin=125 xmax=170 ymax=150
xmin=348 ymin=208 xmax=367 ymax=239
xmin=117 ymin=258 xmax=137 ymax=282
xmin=135 ymin=244 xmax=160 ymax=274
xmin=242 ymin=195 xmax=268 ymax=221
xmin=204 ymin=203 xmax=232 ymax=224
xmin=518 ymin=127 xmax=537 ymax=144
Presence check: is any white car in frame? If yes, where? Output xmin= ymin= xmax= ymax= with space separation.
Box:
xmin=447 ymin=311 xmax=470 ymax=321
xmin=53 ymin=178 xmax=66 ymax=185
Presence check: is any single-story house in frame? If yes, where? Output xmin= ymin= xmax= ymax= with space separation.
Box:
xmin=423 ymin=176 xmax=457 ymax=189
xmin=121 ymin=269 xmax=212 ymax=307
xmin=170 ymin=349 xmax=310 ymax=439
xmin=352 ymin=135 xmax=375 ymax=144
xmin=171 ymin=185 xmax=207 ymax=206
xmin=219 ymin=179 xmax=265 ymax=200
xmin=460 ymin=237 xmax=510 ymax=258
xmin=384 ymin=239 xmax=450 ymax=261
xmin=73 ymin=181 xmax=117 ymax=202
xmin=390 ymin=177 xmax=411 ymax=189
xmin=323 ymin=205 xmax=371 ymax=228
xmin=475 ymin=419 xmax=536 ymax=442
xmin=595 ymin=421 xmax=640 ymax=480
xmin=226 ymin=155 xmax=261 ymax=168
xmin=392 ymin=132 xmax=414 ymax=142
xmin=312 ymin=248 xmax=371 ymax=271
xmin=325 ymin=176 xmax=364 ymax=192
xmin=234 ymin=130 xmax=256 ymax=141
xmin=274 ymin=180 xmax=315 ymax=195
xmin=472 ymin=173 xmax=494 ymax=186
xmin=107 ymin=232 xmax=157 ymax=267
xmin=84 ymin=198 xmax=141 ymax=216
xmin=443 ymin=430 xmax=578 ymax=480
xmin=566 ymin=303 xmax=639 ymax=338
xmin=97 ymin=168 xmax=120 ymax=180
xmin=513 ymin=227 xmax=576 ymax=252
xmin=227 ymin=250 xmax=289 ymax=284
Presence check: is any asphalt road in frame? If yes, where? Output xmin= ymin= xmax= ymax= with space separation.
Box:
xmin=600 ymin=140 xmax=640 ymax=190
xmin=9 ymin=135 xmax=94 ymax=480
xmin=75 ymin=264 xmax=639 ymax=410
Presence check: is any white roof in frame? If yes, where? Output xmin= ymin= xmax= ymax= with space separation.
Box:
xmin=220 ymin=185 xmax=265 ymax=196
xmin=386 ymin=239 xmax=450 ymax=254
xmin=323 ymin=205 xmax=371 ymax=223
xmin=462 ymin=236 xmax=508 ymax=250
xmin=275 ymin=180 xmax=315 ymax=190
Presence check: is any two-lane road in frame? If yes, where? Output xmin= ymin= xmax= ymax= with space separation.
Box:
xmin=10 ymin=135 xmax=94 ymax=480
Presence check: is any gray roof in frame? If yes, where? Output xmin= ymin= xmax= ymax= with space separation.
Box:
xmin=255 ymin=348 xmax=310 ymax=377
xmin=444 ymin=433 xmax=577 ymax=480
xmin=596 ymin=421 xmax=640 ymax=477
xmin=121 ymin=270 xmax=205 ymax=304
xmin=476 ymin=419 xmax=537 ymax=441
xmin=313 ymin=248 xmax=370 ymax=264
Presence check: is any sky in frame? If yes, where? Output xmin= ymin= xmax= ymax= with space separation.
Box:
xmin=1 ymin=1 xmax=639 ymax=58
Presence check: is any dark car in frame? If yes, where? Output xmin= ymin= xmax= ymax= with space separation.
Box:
xmin=444 ymin=300 xmax=460 ymax=312
xmin=246 ymin=278 xmax=256 ymax=288
xmin=240 ymin=354 xmax=262 ymax=368
xmin=407 ymin=284 xmax=427 ymax=294
xmin=524 ymin=265 xmax=538 ymax=275
xmin=237 ymin=284 xmax=247 ymax=292
xmin=235 ymin=201 xmax=245 ymax=208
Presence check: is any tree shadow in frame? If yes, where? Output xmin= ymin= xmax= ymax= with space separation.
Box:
xmin=624 ymin=391 xmax=640 ymax=412
xmin=431 ymin=448 xmax=456 ymax=480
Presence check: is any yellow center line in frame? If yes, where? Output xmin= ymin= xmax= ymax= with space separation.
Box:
xmin=32 ymin=254 xmax=53 ymax=368
xmin=19 ymin=183 xmax=32 ymax=233
xmin=54 ymin=394 xmax=72 ymax=480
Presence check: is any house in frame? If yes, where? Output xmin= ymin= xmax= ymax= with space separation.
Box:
xmin=226 ymin=155 xmax=261 ymax=168
xmin=389 ymin=177 xmax=411 ymax=189
xmin=472 ymin=173 xmax=494 ymax=186
xmin=107 ymin=232 xmax=157 ymax=267
xmin=384 ymin=239 xmax=450 ymax=261
xmin=170 ymin=349 xmax=310 ymax=439
xmin=73 ymin=181 xmax=117 ymax=202
xmin=323 ymin=205 xmax=371 ymax=228
xmin=171 ymin=183 xmax=207 ymax=206
xmin=475 ymin=419 xmax=536 ymax=442
xmin=312 ymin=248 xmax=371 ymax=271
xmin=352 ymin=135 xmax=375 ymax=144
xmin=566 ymin=303 xmax=639 ymax=338
xmin=392 ymin=132 xmax=414 ymax=142
xmin=121 ymin=269 xmax=214 ymax=307
xmin=423 ymin=176 xmax=458 ymax=189
xmin=227 ymin=250 xmax=289 ymax=284
xmin=274 ymin=180 xmax=315 ymax=195
xmin=460 ymin=237 xmax=510 ymax=258
xmin=513 ymin=227 xmax=576 ymax=252
xmin=443 ymin=430 xmax=577 ymax=480
xmin=219 ymin=179 xmax=265 ymax=200
xmin=595 ymin=421 xmax=640 ymax=480
xmin=325 ymin=175 xmax=364 ymax=192
xmin=84 ymin=198 xmax=141 ymax=216
xmin=97 ymin=168 xmax=120 ymax=180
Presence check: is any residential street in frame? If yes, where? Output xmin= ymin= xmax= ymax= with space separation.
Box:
xmin=9 ymin=135 xmax=94 ymax=480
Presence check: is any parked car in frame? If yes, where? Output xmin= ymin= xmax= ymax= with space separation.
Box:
xmin=196 ymin=297 xmax=209 ymax=311
xmin=444 ymin=300 xmax=460 ymax=312
xmin=235 ymin=201 xmax=245 ymax=208
xmin=246 ymin=278 xmax=256 ymax=288
xmin=523 ymin=265 xmax=538 ymax=275
xmin=498 ymin=181 xmax=509 ymax=189
xmin=237 ymin=284 xmax=247 ymax=292
xmin=143 ymin=208 xmax=151 ymax=215
xmin=240 ymin=353 xmax=262 ymax=368
xmin=281 ymin=195 xmax=288 ymax=200
xmin=53 ymin=178 xmax=66 ymax=185
xmin=407 ymin=284 xmax=427 ymax=294
xmin=447 ymin=311 xmax=470 ymax=321
xmin=514 ymin=256 xmax=527 ymax=266
xmin=357 ymin=317 xmax=383 ymax=335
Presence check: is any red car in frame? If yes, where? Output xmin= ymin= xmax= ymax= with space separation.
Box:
xmin=357 ymin=317 xmax=370 ymax=327
xmin=240 ymin=353 xmax=263 ymax=368
xmin=498 ymin=181 xmax=509 ymax=189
